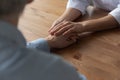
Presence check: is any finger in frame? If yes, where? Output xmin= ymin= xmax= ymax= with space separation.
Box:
xmin=49 ymin=20 xmax=67 ymax=32
xmin=49 ymin=22 xmax=65 ymax=34
xmin=49 ymin=26 xmax=55 ymax=33
xmin=63 ymin=27 xmax=76 ymax=36
xmin=66 ymin=34 xmax=78 ymax=42
xmin=71 ymin=35 xmax=78 ymax=40
xmin=68 ymin=37 xmax=77 ymax=43
xmin=49 ymin=23 xmax=59 ymax=32
xmin=51 ymin=21 xmax=70 ymax=33
xmin=50 ymin=21 xmax=70 ymax=35
xmin=54 ymin=24 xmax=73 ymax=36
xmin=49 ymin=21 xmax=60 ymax=32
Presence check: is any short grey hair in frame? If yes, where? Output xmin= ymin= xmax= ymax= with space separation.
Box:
xmin=0 ymin=0 xmax=27 ymax=16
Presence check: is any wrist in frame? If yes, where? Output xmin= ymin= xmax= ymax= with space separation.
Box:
xmin=77 ymin=21 xmax=90 ymax=33
xmin=80 ymin=20 xmax=97 ymax=32
xmin=45 ymin=36 xmax=54 ymax=49
xmin=58 ymin=16 xmax=71 ymax=22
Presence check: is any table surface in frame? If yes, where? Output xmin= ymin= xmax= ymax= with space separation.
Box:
xmin=19 ymin=0 xmax=120 ymax=80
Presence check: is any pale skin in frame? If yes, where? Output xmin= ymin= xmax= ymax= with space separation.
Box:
xmin=49 ymin=8 xmax=119 ymax=36
xmin=1 ymin=0 xmax=78 ymax=49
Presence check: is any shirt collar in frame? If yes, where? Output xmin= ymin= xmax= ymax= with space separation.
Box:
xmin=0 ymin=20 xmax=26 ymax=47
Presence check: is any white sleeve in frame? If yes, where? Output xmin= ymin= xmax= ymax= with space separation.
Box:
xmin=109 ymin=2 xmax=120 ymax=24
xmin=66 ymin=0 xmax=90 ymax=15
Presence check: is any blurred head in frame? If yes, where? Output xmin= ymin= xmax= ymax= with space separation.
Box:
xmin=0 ymin=0 xmax=33 ymax=26
xmin=0 ymin=0 xmax=33 ymax=16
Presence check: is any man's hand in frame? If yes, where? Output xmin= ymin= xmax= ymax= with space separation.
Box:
xmin=46 ymin=34 xmax=78 ymax=49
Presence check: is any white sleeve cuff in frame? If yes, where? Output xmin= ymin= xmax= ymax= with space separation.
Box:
xmin=109 ymin=7 xmax=120 ymax=25
xmin=66 ymin=0 xmax=89 ymax=15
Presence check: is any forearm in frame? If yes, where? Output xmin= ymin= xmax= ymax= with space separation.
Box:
xmin=58 ymin=8 xmax=82 ymax=22
xmin=82 ymin=14 xmax=119 ymax=32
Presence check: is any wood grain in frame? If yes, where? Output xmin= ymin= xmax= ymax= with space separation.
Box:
xmin=19 ymin=0 xmax=120 ymax=80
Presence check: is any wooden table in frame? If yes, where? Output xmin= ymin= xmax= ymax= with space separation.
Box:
xmin=19 ymin=0 xmax=120 ymax=80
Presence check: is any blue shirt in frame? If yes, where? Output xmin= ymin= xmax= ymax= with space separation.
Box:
xmin=0 ymin=21 xmax=86 ymax=80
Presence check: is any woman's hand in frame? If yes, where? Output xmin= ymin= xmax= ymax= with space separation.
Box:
xmin=49 ymin=21 xmax=86 ymax=36
xmin=49 ymin=18 xmax=66 ymax=32
xmin=49 ymin=8 xmax=82 ymax=34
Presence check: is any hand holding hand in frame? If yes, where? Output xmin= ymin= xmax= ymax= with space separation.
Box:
xmin=49 ymin=21 xmax=86 ymax=36
xmin=46 ymin=34 xmax=78 ymax=49
xmin=49 ymin=18 xmax=66 ymax=32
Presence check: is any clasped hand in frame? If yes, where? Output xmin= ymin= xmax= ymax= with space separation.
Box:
xmin=47 ymin=21 xmax=87 ymax=49
xmin=49 ymin=21 xmax=86 ymax=36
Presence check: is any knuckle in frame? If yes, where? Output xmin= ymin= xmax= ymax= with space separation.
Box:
xmin=69 ymin=28 xmax=74 ymax=32
xmin=65 ymin=21 xmax=71 ymax=24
